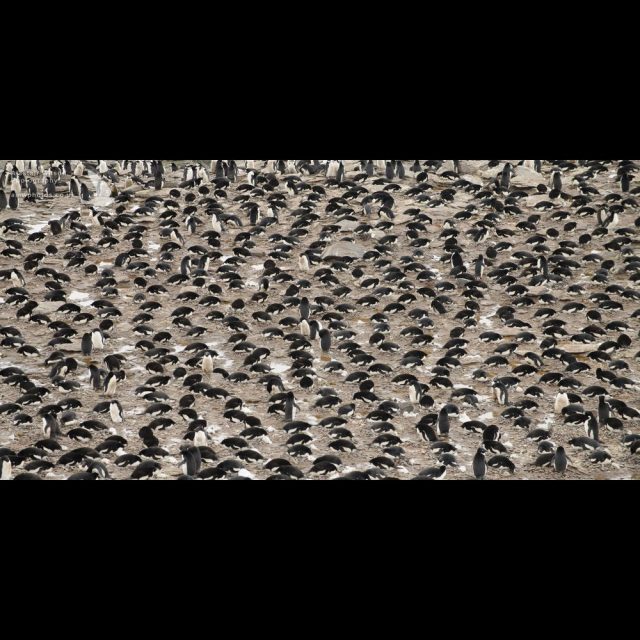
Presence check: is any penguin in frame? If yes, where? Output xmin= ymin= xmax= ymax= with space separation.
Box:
xmin=417 ymin=465 xmax=447 ymax=480
xmin=364 ymin=160 xmax=374 ymax=177
xmin=554 ymin=392 xmax=569 ymax=414
xmin=319 ymin=329 xmax=332 ymax=354
xmin=131 ymin=460 xmax=161 ymax=480
xmin=104 ymin=371 xmax=123 ymax=397
xmin=42 ymin=414 xmax=62 ymax=439
xmin=1 ymin=456 xmax=12 ymax=481
xmin=437 ymin=407 xmax=450 ymax=437
xmin=553 ymin=446 xmax=568 ymax=474
xmin=201 ymin=353 xmax=214 ymax=375
xmin=9 ymin=190 xmax=18 ymax=210
xmin=500 ymin=163 xmax=512 ymax=191
xmin=598 ymin=395 xmax=610 ymax=428
xmin=585 ymin=411 xmax=599 ymax=442
xmin=299 ymin=297 xmax=310 ymax=321
xmin=474 ymin=255 xmax=485 ymax=278
xmin=621 ymin=173 xmax=630 ymax=193
xmin=284 ymin=392 xmax=298 ymax=421
xmin=91 ymin=329 xmax=105 ymax=351
xmin=81 ymin=333 xmax=93 ymax=356
xmin=181 ymin=446 xmax=202 ymax=476
xmin=493 ymin=382 xmax=509 ymax=406
xmin=109 ymin=400 xmax=125 ymax=424
xmin=473 ymin=448 xmax=487 ymax=480
xmin=409 ymin=381 xmax=422 ymax=404
xmin=385 ymin=161 xmax=395 ymax=180
xmin=80 ymin=183 xmax=91 ymax=202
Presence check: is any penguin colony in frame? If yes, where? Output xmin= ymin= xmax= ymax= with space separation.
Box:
xmin=1 ymin=158 xmax=640 ymax=480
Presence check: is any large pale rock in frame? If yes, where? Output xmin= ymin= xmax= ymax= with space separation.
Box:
xmin=321 ymin=240 xmax=367 ymax=259
xmin=511 ymin=166 xmax=544 ymax=189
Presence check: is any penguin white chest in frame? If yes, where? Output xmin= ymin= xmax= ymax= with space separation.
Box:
xmin=110 ymin=404 xmax=123 ymax=423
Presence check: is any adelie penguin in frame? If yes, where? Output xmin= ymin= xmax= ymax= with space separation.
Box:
xmin=42 ymin=414 xmax=62 ymax=439
xmin=299 ymin=297 xmax=310 ymax=321
xmin=181 ymin=445 xmax=202 ymax=477
xmin=436 ymin=407 xmax=450 ymax=437
xmin=1 ymin=456 xmax=12 ymax=481
xmin=493 ymin=382 xmax=509 ymax=406
xmin=109 ymin=400 xmax=124 ymax=424
xmin=284 ymin=392 xmax=298 ymax=421
xmin=553 ymin=447 xmax=568 ymax=474
xmin=319 ymin=329 xmax=331 ymax=354
xmin=409 ymin=381 xmax=422 ymax=404
xmin=584 ymin=411 xmax=599 ymax=442
xmin=473 ymin=448 xmax=487 ymax=480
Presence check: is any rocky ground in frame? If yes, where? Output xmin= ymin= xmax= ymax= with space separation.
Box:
xmin=1 ymin=159 xmax=639 ymax=480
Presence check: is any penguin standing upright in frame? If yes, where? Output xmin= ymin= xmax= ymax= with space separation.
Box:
xmin=585 ymin=411 xmax=599 ymax=442
xmin=396 ymin=160 xmax=406 ymax=179
xmin=474 ymin=255 xmax=485 ymax=278
xmin=0 ymin=189 xmax=6 ymax=209
xmin=201 ymin=353 xmax=214 ymax=374
xmin=409 ymin=381 xmax=422 ymax=404
xmin=89 ymin=365 xmax=103 ymax=391
xmin=319 ymin=329 xmax=331 ymax=354
xmin=336 ymin=161 xmax=345 ymax=185
xmin=284 ymin=392 xmax=298 ymax=421
xmin=500 ymin=163 xmax=512 ymax=191
xmin=26 ymin=179 xmax=37 ymax=198
xmin=598 ymin=396 xmax=609 ymax=429
xmin=473 ymin=448 xmax=487 ymax=480
xmin=109 ymin=400 xmax=124 ymax=424
xmin=1 ymin=456 xmax=12 ymax=481
xmin=552 ymin=170 xmax=562 ymax=192
xmin=249 ymin=204 xmax=261 ymax=226
xmin=80 ymin=183 xmax=91 ymax=202
xmin=365 ymin=160 xmax=374 ymax=177
xmin=553 ymin=446 xmax=568 ymax=474
xmin=69 ymin=178 xmax=80 ymax=197
xmin=554 ymin=392 xmax=569 ymax=414
xmin=228 ymin=160 xmax=238 ymax=182
xmin=180 ymin=256 xmax=192 ymax=277
xmin=299 ymin=297 xmax=310 ymax=321
xmin=104 ymin=371 xmax=123 ymax=397
xmin=494 ymin=382 xmax=509 ymax=406
xmin=81 ymin=332 xmax=93 ymax=356
xmin=91 ymin=329 xmax=105 ymax=351
xmin=43 ymin=414 xmax=62 ymax=439
xmin=437 ymin=407 xmax=450 ymax=437
xmin=181 ymin=446 xmax=202 ymax=476
xmin=621 ymin=173 xmax=630 ymax=193
xmin=9 ymin=190 xmax=18 ymax=210
xmin=385 ymin=161 xmax=395 ymax=180
xmin=45 ymin=178 xmax=56 ymax=197
xmin=308 ymin=320 xmax=320 ymax=340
